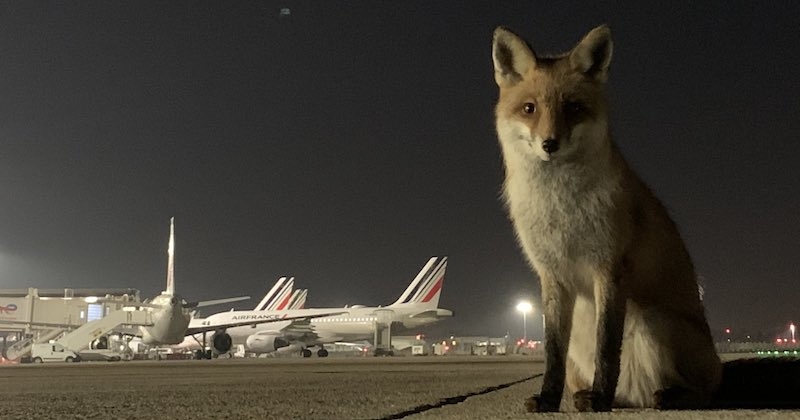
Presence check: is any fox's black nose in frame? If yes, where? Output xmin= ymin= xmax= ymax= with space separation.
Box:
xmin=542 ymin=139 xmax=559 ymax=154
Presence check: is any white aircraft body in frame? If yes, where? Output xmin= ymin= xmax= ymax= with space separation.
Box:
xmin=172 ymin=277 xmax=307 ymax=353
xmin=195 ymin=256 xmax=452 ymax=357
xmin=129 ymin=218 xmax=334 ymax=351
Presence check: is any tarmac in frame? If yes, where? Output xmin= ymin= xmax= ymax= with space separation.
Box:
xmin=0 ymin=356 xmax=798 ymax=419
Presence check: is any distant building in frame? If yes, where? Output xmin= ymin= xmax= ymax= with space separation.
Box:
xmin=0 ymin=287 xmax=140 ymax=352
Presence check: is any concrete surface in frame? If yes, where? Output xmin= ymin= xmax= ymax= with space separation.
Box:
xmin=0 ymin=356 xmax=798 ymax=419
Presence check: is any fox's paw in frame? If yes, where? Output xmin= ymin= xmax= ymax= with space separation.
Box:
xmin=573 ymin=390 xmax=612 ymax=412
xmin=524 ymin=394 xmax=559 ymax=412
xmin=573 ymin=390 xmax=596 ymax=412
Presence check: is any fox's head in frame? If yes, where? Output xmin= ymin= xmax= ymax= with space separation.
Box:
xmin=492 ymin=25 xmax=613 ymax=163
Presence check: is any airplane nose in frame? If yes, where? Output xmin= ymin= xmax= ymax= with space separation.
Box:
xmin=542 ymin=139 xmax=559 ymax=154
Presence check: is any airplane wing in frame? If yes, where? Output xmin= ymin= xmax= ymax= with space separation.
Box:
xmin=121 ymin=296 xmax=251 ymax=311
xmin=183 ymin=296 xmax=250 ymax=309
xmin=270 ymin=318 xmax=348 ymax=347
xmin=279 ymin=318 xmax=315 ymax=338
xmin=184 ymin=310 xmax=346 ymax=336
xmin=409 ymin=308 xmax=454 ymax=318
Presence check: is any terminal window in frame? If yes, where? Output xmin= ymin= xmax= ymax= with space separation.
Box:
xmin=87 ymin=303 xmax=103 ymax=322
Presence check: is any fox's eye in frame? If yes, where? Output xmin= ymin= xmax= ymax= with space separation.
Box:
xmin=522 ymin=102 xmax=536 ymax=114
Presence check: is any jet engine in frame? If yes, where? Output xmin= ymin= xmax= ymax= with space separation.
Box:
xmin=245 ymin=332 xmax=290 ymax=353
xmin=211 ymin=331 xmax=233 ymax=354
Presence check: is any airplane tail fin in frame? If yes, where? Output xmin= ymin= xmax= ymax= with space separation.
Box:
xmin=390 ymin=256 xmax=447 ymax=308
xmin=165 ymin=217 xmax=176 ymax=295
xmin=288 ymin=289 xmax=307 ymax=310
xmin=254 ymin=277 xmax=293 ymax=310
xmin=270 ymin=277 xmax=296 ymax=310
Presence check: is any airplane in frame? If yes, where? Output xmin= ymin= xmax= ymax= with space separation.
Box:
xmin=196 ymin=256 xmax=453 ymax=357
xmin=124 ymin=218 xmax=340 ymax=354
xmin=171 ymin=277 xmax=307 ymax=353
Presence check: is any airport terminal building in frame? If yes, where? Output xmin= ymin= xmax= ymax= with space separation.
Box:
xmin=0 ymin=287 xmax=141 ymax=358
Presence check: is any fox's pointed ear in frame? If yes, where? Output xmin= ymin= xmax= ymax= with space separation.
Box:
xmin=569 ymin=25 xmax=613 ymax=82
xmin=492 ymin=27 xmax=536 ymax=87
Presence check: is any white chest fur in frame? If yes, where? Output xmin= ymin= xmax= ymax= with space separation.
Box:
xmin=503 ymin=157 xmax=622 ymax=272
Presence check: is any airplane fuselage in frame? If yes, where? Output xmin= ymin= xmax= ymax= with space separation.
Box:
xmin=183 ymin=305 xmax=452 ymax=351
xmin=140 ymin=293 xmax=191 ymax=345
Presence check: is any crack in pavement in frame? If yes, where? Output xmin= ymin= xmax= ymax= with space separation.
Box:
xmin=377 ymin=374 xmax=542 ymax=419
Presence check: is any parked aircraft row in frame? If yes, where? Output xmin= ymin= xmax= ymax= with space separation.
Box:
xmin=185 ymin=254 xmax=449 ymax=357
xmin=114 ymin=218 xmax=340 ymax=351
xmin=117 ymin=218 xmax=452 ymax=358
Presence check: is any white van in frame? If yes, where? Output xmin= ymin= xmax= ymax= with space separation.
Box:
xmin=30 ymin=343 xmax=81 ymax=363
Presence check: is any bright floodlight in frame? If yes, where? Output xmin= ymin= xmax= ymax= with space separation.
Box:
xmin=516 ymin=301 xmax=533 ymax=341
xmin=516 ymin=301 xmax=533 ymax=314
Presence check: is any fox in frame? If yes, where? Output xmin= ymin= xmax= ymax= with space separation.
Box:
xmin=491 ymin=25 xmax=722 ymax=411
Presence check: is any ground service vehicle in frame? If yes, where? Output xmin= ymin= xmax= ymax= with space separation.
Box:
xmin=30 ymin=343 xmax=80 ymax=363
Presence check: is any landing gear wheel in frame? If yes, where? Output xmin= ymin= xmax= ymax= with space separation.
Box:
xmin=317 ymin=348 xmax=329 ymax=357
xmin=302 ymin=348 xmax=312 ymax=358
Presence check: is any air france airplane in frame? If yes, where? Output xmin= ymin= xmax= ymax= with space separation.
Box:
xmin=197 ymin=256 xmax=452 ymax=357
xmin=173 ymin=277 xmax=308 ymax=354
xmin=128 ymin=218 xmax=339 ymax=352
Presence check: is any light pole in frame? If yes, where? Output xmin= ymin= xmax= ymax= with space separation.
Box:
xmin=516 ymin=301 xmax=532 ymax=342
xmin=791 ymin=323 xmax=796 ymax=343
xmin=542 ymin=313 xmax=546 ymax=341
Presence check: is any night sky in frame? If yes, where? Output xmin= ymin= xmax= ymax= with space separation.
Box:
xmin=1 ymin=2 xmax=798 ymax=341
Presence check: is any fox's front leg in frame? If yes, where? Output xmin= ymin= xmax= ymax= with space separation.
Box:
xmin=574 ymin=269 xmax=627 ymax=412
xmin=525 ymin=277 xmax=575 ymax=412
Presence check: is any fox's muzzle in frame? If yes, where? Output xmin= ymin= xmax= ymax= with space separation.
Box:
xmin=542 ymin=138 xmax=560 ymax=154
